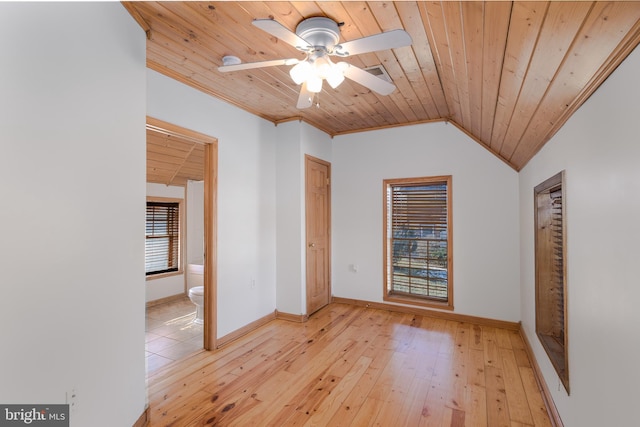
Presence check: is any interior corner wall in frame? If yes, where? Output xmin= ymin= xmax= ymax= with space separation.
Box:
xmin=275 ymin=122 xmax=305 ymax=314
xmin=300 ymin=121 xmax=333 ymax=161
xmin=519 ymin=45 xmax=640 ymax=426
xmin=332 ymin=123 xmax=521 ymax=322
xmin=147 ymin=70 xmax=277 ymax=338
xmin=275 ymin=121 xmax=333 ymax=315
xmin=0 ymin=3 xmax=147 ymax=426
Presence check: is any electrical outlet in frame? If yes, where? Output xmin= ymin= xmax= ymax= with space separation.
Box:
xmin=66 ymin=388 xmax=78 ymax=413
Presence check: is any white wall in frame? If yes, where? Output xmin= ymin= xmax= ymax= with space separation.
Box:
xmin=0 ymin=3 xmax=147 ymax=426
xmin=275 ymin=121 xmax=305 ymax=314
xmin=519 ymin=45 xmax=640 ymax=426
xmin=301 ymin=122 xmax=333 ymax=161
xmin=146 ymin=183 xmax=187 ymax=302
xmin=186 ymin=180 xmax=205 ymax=266
xmin=333 ymin=123 xmax=521 ymax=321
xmin=147 ymin=70 xmax=277 ymax=337
xmin=275 ymin=121 xmax=332 ymax=315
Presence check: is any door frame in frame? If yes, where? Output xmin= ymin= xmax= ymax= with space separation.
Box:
xmin=304 ymin=155 xmax=331 ymax=315
xmin=146 ymin=117 xmax=218 ymax=350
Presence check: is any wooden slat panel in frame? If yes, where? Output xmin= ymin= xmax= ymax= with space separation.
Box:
xmin=147 ymin=135 xmax=197 ymax=152
xmin=396 ymin=1 xmax=449 ymax=119
xmin=147 ymin=143 xmax=193 ymax=159
xmin=442 ymin=1 xmax=472 ymax=129
xmin=461 ymin=1 xmax=484 ymax=136
xmin=480 ymin=1 xmax=511 ymax=145
xmin=146 ymin=160 xmax=183 ymax=175
xmin=490 ymin=1 xmax=548 ymax=154
xmin=500 ymin=1 xmax=592 ymax=161
xmin=422 ymin=1 xmax=462 ymax=123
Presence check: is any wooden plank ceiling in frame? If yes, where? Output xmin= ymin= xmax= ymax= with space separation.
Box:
xmin=147 ymin=125 xmax=205 ymax=186
xmin=126 ymin=1 xmax=640 ymax=171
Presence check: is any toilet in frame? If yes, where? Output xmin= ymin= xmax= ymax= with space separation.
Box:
xmin=187 ymin=263 xmax=204 ymax=324
xmin=188 ymin=286 xmax=204 ymax=325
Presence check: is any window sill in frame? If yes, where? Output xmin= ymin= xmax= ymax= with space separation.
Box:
xmin=146 ymin=270 xmax=183 ymax=281
xmin=384 ymin=293 xmax=453 ymax=311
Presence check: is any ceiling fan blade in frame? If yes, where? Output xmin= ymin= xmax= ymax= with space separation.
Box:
xmin=333 ymin=30 xmax=412 ymax=56
xmin=253 ymin=19 xmax=311 ymax=51
xmin=342 ymin=63 xmax=397 ymax=96
xmin=218 ymin=58 xmax=299 ymax=73
xmin=296 ymin=82 xmax=314 ymax=109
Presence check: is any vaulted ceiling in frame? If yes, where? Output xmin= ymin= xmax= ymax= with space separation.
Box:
xmin=125 ymin=1 xmax=640 ymax=170
xmin=147 ymin=123 xmax=205 ymax=186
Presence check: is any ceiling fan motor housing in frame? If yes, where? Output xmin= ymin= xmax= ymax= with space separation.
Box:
xmin=296 ymin=17 xmax=340 ymax=51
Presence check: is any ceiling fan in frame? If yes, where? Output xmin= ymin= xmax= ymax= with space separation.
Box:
xmin=218 ymin=17 xmax=412 ymax=109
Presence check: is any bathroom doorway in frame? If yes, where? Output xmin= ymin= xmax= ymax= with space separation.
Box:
xmin=145 ymin=117 xmax=218 ymax=374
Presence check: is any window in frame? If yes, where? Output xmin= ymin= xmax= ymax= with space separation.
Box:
xmin=535 ymin=171 xmax=569 ymax=393
xmin=384 ymin=176 xmax=453 ymax=309
xmin=145 ymin=199 xmax=182 ymax=277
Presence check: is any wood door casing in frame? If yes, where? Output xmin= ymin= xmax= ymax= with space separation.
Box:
xmin=305 ymin=155 xmax=331 ymax=315
xmin=146 ymin=117 xmax=218 ymax=351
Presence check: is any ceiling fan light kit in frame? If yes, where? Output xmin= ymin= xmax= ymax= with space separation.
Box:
xmin=289 ymin=60 xmax=312 ymax=85
xmin=290 ymin=53 xmax=347 ymax=92
xmin=218 ymin=16 xmax=412 ymax=108
xmin=325 ymin=62 xmax=348 ymax=89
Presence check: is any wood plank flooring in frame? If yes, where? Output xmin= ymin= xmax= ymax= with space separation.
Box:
xmin=147 ymin=303 xmax=552 ymax=426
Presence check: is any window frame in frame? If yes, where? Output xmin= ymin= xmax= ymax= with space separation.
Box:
xmin=383 ymin=175 xmax=453 ymax=310
xmin=145 ymin=196 xmax=184 ymax=280
xmin=534 ymin=171 xmax=569 ymax=394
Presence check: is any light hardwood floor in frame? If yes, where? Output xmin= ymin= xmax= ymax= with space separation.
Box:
xmin=147 ymin=303 xmax=552 ymax=426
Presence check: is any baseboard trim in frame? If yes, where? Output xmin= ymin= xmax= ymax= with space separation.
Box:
xmin=275 ymin=310 xmax=309 ymax=323
xmin=519 ymin=327 xmax=564 ymax=427
xmin=146 ymin=293 xmax=187 ymax=308
xmin=216 ymin=310 xmax=277 ymax=349
xmin=331 ymin=296 xmax=520 ymax=331
xmin=132 ymin=405 xmax=149 ymax=427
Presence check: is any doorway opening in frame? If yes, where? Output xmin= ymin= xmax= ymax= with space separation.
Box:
xmin=144 ymin=117 xmax=218 ymax=375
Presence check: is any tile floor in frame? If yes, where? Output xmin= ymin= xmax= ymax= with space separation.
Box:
xmin=145 ymin=296 xmax=203 ymax=375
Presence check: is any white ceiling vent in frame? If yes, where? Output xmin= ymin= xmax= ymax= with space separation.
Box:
xmin=364 ymin=65 xmax=392 ymax=83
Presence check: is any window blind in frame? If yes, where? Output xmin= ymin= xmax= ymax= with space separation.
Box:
xmin=387 ymin=180 xmax=449 ymax=302
xmin=145 ymin=202 xmax=180 ymax=275
xmin=534 ymin=171 xmax=568 ymax=393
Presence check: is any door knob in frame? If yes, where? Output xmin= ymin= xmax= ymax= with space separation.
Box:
xmin=308 ymin=242 xmax=316 ymax=247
